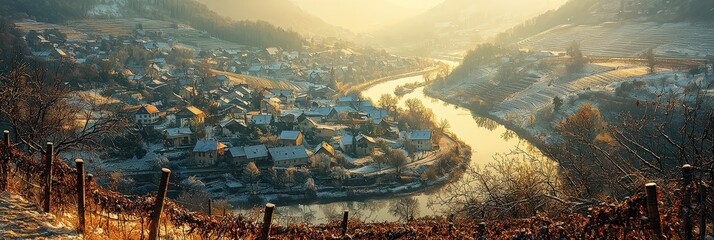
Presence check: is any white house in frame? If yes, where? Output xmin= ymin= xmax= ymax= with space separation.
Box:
xmin=135 ymin=105 xmax=160 ymax=125
xmin=407 ymin=130 xmax=433 ymax=151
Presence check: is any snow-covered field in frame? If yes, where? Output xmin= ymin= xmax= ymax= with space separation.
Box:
xmin=0 ymin=192 xmax=80 ymax=239
xmin=517 ymin=22 xmax=714 ymax=58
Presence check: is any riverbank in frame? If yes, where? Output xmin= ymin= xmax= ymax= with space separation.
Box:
xmin=344 ymin=64 xmax=444 ymax=94
xmin=423 ymin=87 xmax=553 ymax=159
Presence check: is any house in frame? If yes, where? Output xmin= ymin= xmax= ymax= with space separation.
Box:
xmin=278 ymin=131 xmax=303 ymax=146
xmin=340 ymin=134 xmax=377 ymax=157
xmin=180 ymin=86 xmax=196 ymax=99
xmin=250 ymin=114 xmax=273 ymax=127
xmin=227 ymin=146 xmax=247 ymax=164
xmin=192 ymin=140 xmax=227 ymax=167
xmin=164 ymin=128 xmax=193 ymax=147
xmin=407 ymin=130 xmax=433 ymax=151
xmin=314 ymin=141 xmax=336 ymax=158
xmin=244 ymin=144 xmax=270 ymax=163
xmin=270 ymin=89 xmax=295 ymax=104
xmin=269 ymin=146 xmax=309 ymax=168
xmin=298 ymin=118 xmax=346 ymax=138
xmin=135 ymin=104 xmax=160 ymax=125
xmin=326 ymin=106 xmax=357 ymax=122
xmin=217 ymin=119 xmax=249 ymax=137
xmin=176 ymin=106 xmax=206 ymax=127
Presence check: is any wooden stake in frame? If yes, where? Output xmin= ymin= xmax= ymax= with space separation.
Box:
xmin=645 ymin=183 xmax=663 ymax=240
xmin=341 ymin=210 xmax=349 ymax=236
xmin=207 ymin=199 xmax=212 ymax=216
xmin=149 ymin=168 xmax=171 ymax=240
xmin=682 ymin=164 xmax=693 ymax=240
xmin=261 ymin=203 xmax=275 ymax=240
xmin=76 ymin=159 xmax=86 ymax=234
xmin=43 ymin=142 xmax=53 ymax=213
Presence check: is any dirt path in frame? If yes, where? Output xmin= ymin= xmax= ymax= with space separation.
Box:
xmin=0 ymin=192 xmax=80 ymax=239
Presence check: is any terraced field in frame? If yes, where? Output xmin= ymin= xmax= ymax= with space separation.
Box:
xmin=15 ymin=20 xmax=87 ymax=41
xmin=217 ymin=70 xmax=309 ymax=91
xmin=517 ymin=22 xmax=714 ymax=58
xmin=494 ymin=66 xmax=651 ymax=116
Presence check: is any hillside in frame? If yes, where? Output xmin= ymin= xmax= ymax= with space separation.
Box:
xmin=196 ymin=0 xmax=351 ymax=38
xmin=289 ymin=0 xmax=425 ymax=33
xmin=495 ymin=0 xmax=714 ymax=44
xmin=0 ymin=192 xmax=79 ymax=239
xmin=0 ymin=0 xmax=305 ymax=49
xmin=373 ymin=0 xmax=567 ymax=56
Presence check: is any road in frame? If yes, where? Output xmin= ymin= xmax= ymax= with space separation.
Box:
xmin=360 ymin=133 xmax=458 ymax=177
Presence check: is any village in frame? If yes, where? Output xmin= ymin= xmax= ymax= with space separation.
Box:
xmin=15 ymin=19 xmax=466 ymax=205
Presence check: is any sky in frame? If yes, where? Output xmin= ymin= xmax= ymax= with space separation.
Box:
xmin=385 ymin=0 xmax=445 ymax=10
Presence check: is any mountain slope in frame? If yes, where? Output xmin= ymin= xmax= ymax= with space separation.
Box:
xmin=290 ymin=0 xmax=428 ymax=33
xmin=374 ymin=0 xmax=567 ymax=55
xmin=196 ymin=0 xmax=350 ymax=38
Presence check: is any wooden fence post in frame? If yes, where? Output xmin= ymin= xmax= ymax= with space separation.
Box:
xmin=149 ymin=168 xmax=171 ymax=240
xmin=43 ymin=142 xmax=53 ymax=213
xmin=645 ymin=183 xmax=663 ymax=240
xmin=207 ymin=199 xmax=212 ymax=216
xmin=699 ymin=181 xmax=707 ymax=240
xmin=261 ymin=203 xmax=275 ymax=240
xmin=2 ymin=130 xmax=10 ymax=191
xmin=75 ymin=159 xmax=86 ymax=234
xmin=341 ymin=210 xmax=349 ymax=236
xmin=682 ymin=164 xmax=693 ymax=240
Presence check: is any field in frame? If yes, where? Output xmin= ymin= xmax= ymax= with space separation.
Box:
xmin=517 ymin=22 xmax=714 ymax=58
xmin=217 ymin=70 xmax=310 ymax=91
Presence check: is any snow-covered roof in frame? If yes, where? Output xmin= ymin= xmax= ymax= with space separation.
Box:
xmin=164 ymin=128 xmax=192 ymax=137
xmin=193 ymin=140 xmax=227 ymax=153
xmin=245 ymin=145 xmax=269 ymax=159
xmin=269 ymin=146 xmax=309 ymax=162
xmin=219 ymin=119 xmax=246 ymax=128
xmin=250 ymin=114 xmax=272 ymax=125
xmin=228 ymin=147 xmax=246 ymax=157
xmin=279 ymin=131 xmax=301 ymax=141
xmin=409 ymin=130 xmax=432 ymax=140
xmin=341 ymin=134 xmax=377 ymax=145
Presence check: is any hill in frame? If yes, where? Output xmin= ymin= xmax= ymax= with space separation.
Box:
xmin=289 ymin=0 xmax=426 ymax=33
xmin=0 ymin=0 xmax=305 ymax=49
xmin=196 ymin=0 xmax=351 ymax=38
xmin=495 ymin=0 xmax=714 ymax=44
xmin=373 ymin=0 xmax=567 ymax=56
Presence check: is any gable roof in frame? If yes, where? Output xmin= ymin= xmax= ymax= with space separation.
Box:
xmin=269 ymin=146 xmax=309 ymax=162
xmin=250 ymin=114 xmax=272 ymax=125
xmin=228 ymin=147 xmax=246 ymax=157
xmin=179 ymin=106 xmax=205 ymax=117
xmin=409 ymin=130 xmax=433 ymax=140
xmin=279 ymin=131 xmax=302 ymax=141
xmin=341 ymin=134 xmax=377 ymax=145
xmin=164 ymin=128 xmax=192 ymax=137
xmin=136 ymin=104 xmax=159 ymax=115
xmin=244 ymin=145 xmax=269 ymax=159
xmin=314 ymin=142 xmax=335 ymax=157
xmin=193 ymin=140 xmax=227 ymax=152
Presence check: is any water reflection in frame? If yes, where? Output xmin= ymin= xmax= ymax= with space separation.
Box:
xmin=236 ymin=62 xmax=549 ymax=224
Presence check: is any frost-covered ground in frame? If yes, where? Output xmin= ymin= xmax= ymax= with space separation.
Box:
xmin=0 ymin=192 xmax=80 ymax=239
xmin=517 ymin=22 xmax=714 ymax=58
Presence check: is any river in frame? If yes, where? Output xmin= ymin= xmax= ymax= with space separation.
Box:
xmin=270 ymin=61 xmax=548 ymax=225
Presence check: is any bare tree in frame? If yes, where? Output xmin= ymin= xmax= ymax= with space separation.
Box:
xmin=0 ymin=63 xmax=128 ymax=155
